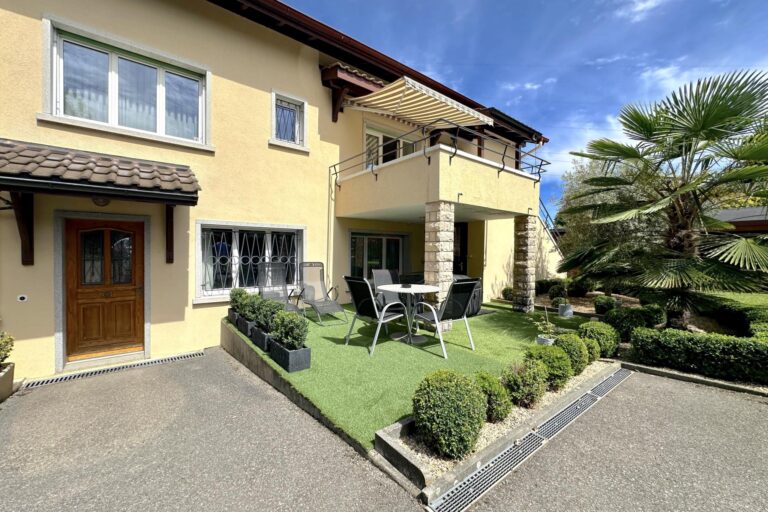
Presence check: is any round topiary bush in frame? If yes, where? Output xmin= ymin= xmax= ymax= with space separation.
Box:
xmin=0 ymin=331 xmax=14 ymax=365
xmin=501 ymin=286 xmax=514 ymax=301
xmin=272 ymin=310 xmax=309 ymax=350
xmin=578 ymin=321 xmax=619 ymax=357
xmin=567 ymin=278 xmax=594 ymax=298
xmin=524 ymin=345 xmax=573 ymax=391
xmin=239 ymin=293 xmax=263 ymax=322
xmin=554 ymin=333 xmax=589 ymax=375
xmin=583 ymin=337 xmax=601 ymax=362
xmin=255 ymin=299 xmax=284 ymax=333
xmin=535 ymin=278 xmax=564 ymax=295
xmin=594 ymin=295 xmax=617 ymax=314
xmin=412 ymin=370 xmax=486 ymax=459
xmin=605 ymin=307 xmax=653 ymax=341
xmin=474 ymin=371 xmax=513 ymax=423
xmin=551 ymin=296 xmax=568 ymax=308
xmin=548 ymin=284 xmax=567 ymax=300
xmin=229 ymin=288 xmax=249 ymax=314
xmin=642 ymin=303 xmax=667 ymax=326
xmin=501 ymin=359 xmax=549 ymax=407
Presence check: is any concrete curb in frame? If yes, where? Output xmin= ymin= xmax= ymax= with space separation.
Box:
xmin=620 ymin=361 xmax=768 ymax=398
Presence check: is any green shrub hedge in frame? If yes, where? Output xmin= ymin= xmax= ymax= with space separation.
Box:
xmin=642 ymin=303 xmax=667 ymax=326
xmin=606 ymin=306 xmax=668 ymax=341
xmin=583 ymin=337 xmax=601 ymax=362
xmin=475 ymin=371 xmax=513 ymax=423
xmin=594 ymin=295 xmax=617 ymax=315
xmin=501 ymin=359 xmax=549 ymax=407
xmin=551 ymin=297 xmax=568 ymax=308
xmin=239 ymin=293 xmax=263 ymax=322
xmin=568 ymin=278 xmax=594 ymax=298
xmin=272 ymin=310 xmax=309 ymax=350
xmin=412 ymin=370 xmax=486 ymax=459
xmin=548 ymin=285 xmax=567 ymax=300
xmin=535 ymin=278 xmax=564 ymax=295
xmin=0 ymin=331 xmax=14 ymax=364
xmin=554 ymin=333 xmax=589 ymax=375
xmin=578 ymin=321 xmax=619 ymax=357
xmin=229 ymin=288 xmax=249 ymax=314
xmin=255 ymin=299 xmax=284 ymax=333
xmin=524 ymin=345 xmax=573 ymax=390
xmin=501 ymin=286 xmax=514 ymax=301
xmin=631 ymin=327 xmax=768 ymax=384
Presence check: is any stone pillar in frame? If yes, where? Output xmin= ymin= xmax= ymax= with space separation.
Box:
xmin=512 ymin=215 xmax=537 ymax=313
xmin=424 ymin=201 xmax=454 ymax=329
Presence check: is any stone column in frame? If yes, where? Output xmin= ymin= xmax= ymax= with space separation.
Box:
xmin=424 ymin=201 xmax=454 ymax=329
xmin=512 ymin=214 xmax=537 ymax=313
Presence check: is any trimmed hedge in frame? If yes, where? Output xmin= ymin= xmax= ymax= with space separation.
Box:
xmin=475 ymin=371 xmax=513 ymax=423
xmin=536 ymin=278 xmax=564 ymax=295
xmin=583 ymin=337 xmax=601 ymax=362
xmin=606 ymin=305 xmax=668 ymax=341
xmin=642 ymin=303 xmax=667 ymax=326
xmin=525 ymin=345 xmax=573 ymax=390
xmin=239 ymin=293 xmax=263 ymax=322
xmin=255 ymin=299 xmax=284 ymax=333
xmin=501 ymin=359 xmax=549 ymax=408
xmin=551 ymin=297 xmax=568 ymax=308
xmin=568 ymin=278 xmax=594 ymax=298
xmin=229 ymin=288 xmax=249 ymax=314
xmin=548 ymin=285 xmax=567 ymax=300
xmin=272 ymin=310 xmax=309 ymax=350
xmin=0 ymin=331 xmax=13 ymax=364
xmin=702 ymin=298 xmax=768 ymax=341
xmin=554 ymin=333 xmax=589 ymax=375
xmin=501 ymin=287 xmax=514 ymax=301
xmin=412 ymin=370 xmax=486 ymax=459
xmin=578 ymin=321 xmax=619 ymax=357
xmin=631 ymin=327 xmax=768 ymax=384
xmin=594 ymin=295 xmax=617 ymax=315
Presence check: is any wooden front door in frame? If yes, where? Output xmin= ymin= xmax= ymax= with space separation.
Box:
xmin=65 ymin=219 xmax=144 ymax=361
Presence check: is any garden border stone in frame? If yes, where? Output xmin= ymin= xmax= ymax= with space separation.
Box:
xmin=375 ymin=361 xmax=621 ymax=504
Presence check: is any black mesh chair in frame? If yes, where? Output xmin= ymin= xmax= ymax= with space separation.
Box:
xmin=344 ymin=276 xmax=407 ymax=356
xmin=371 ymin=269 xmax=405 ymax=313
xmin=257 ymin=262 xmax=300 ymax=312
xmin=414 ymin=279 xmax=479 ymax=359
xmin=299 ymin=262 xmax=347 ymax=324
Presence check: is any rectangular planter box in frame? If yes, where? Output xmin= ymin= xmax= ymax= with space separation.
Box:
xmin=248 ymin=327 xmax=272 ymax=352
xmin=0 ymin=363 xmax=14 ymax=403
xmin=236 ymin=316 xmax=255 ymax=337
xmin=269 ymin=342 xmax=311 ymax=373
xmin=227 ymin=308 xmax=239 ymax=325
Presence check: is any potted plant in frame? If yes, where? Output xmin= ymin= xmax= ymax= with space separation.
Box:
xmin=269 ymin=310 xmax=311 ymax=372
xmin=235 ymin=293 xmax=260 ymax=340
xmin=0 ymin=331 xmax=15 ymax=403
xmin=229 ymin=288 xmax=248 ymax=325
xmin=251 ymin=299 xmax=283 ymax=352
xmin=552 ymin=296 xmax=573 ymax=318
xmin=532 ymin=308 xmax=556 ymax=345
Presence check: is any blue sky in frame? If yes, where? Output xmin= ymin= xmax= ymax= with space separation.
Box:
xmin=286 ymin=0 xmax=768 ymax=214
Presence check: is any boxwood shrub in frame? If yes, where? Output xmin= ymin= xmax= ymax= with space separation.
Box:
xmin=475 ymin=371 xmax=513 ymax=423
xmin=239 ymin=293 xmax=262 ymax=322
xmin=501 ymin=286 xmax=514 ymax=301
xmin=229 ymin=288 xmax=249 ymax=314
xmin=554 ymin=333 xmax=589 ymax=375
xmin=548 ymin=284 xmax=567 ymax=300
xmin=272 ymin=310 xmax=309 ymax=350
xmin=605 ymin=308 xmax=652 ymax=341
xmin=631 ymin=327 xmax=768 ymax=384
xmin=567 ymin=277 xmax=594 ymax=298
xmin=501 ymin=359 xmax=549 ymax=408
xmin=255 ymin=299 xmax=284 ymax=333
xmin=594 ymin=295 xmax=617 ymax=315
xmin=535 ymin=278 xmax=564 ymax=295
xmin=412 ymin=370 xmax=486 ymax=459
xmin=642 ymin=303 xmax=667 ymax=326
xmin=0 ymin=331 xmax=14 ymax=365
xmin=583 ymin=337 xmax=601 ymax=362
xmin=578 ymin=321 xmax=619 ymax=357
xmin=551 ymin=296 xmax=568 ymax=308
xmin=524 ymin=345 xmax=573 ymax=391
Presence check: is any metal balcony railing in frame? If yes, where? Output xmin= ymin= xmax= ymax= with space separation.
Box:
xmin=330 ymin=119 xmax=549 ymax=187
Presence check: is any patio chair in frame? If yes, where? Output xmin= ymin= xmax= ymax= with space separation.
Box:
xmin=299 ymin=262 xmax=347 ymax=324
xmin=343 ymin=276 xmax=408 ymax=356
xmin=414 ymin=279 xmax=480 ymax=359
xmin=371 ymin=269 xmax=405 ymax=313
xmin=257 ymin=262 xmax=300 ymax=313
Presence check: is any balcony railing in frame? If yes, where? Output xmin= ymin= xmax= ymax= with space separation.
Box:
xmin=330 ymin=119 xmax=549 ymax=186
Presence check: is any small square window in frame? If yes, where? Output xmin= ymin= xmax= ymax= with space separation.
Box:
xmin=272 ymin=93 xmax=306 ymax=148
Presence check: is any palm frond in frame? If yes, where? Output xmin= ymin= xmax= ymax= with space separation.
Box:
xmin=618 ymin=103 xmax=665 ymax=142
xmin=714 ymin=134 xmax=768 ymax=162
xmin=582 ymin=177 xmax=633 ymax=187
xmin=701 ymin=234 xmax=768 ymax=272
xmin=711 ymin=164 xmax=768 ymax=185
xmin=583 ymin=139 xmax=647 ymax=161
xmin=700 ymin=215 xmax=735 ymax=231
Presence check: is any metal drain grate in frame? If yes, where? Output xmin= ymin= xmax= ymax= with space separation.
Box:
xmin=430 ymin=432 xmax=545 ymax=512
xmin=590 ymin=367 xmax=633 ymax=397
xmin=21 ymin=351 xmax=205 ymax=390
xmin=428 ymin=368 xmax=633 ymax=512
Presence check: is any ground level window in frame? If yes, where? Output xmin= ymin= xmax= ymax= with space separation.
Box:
xmin=350 ymin=233 xmax=403 ymax=278
xmin=200 ymin=226 xmax=301 ymax=295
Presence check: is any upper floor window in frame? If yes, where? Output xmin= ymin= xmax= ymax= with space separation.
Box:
xmin=365 ymin=127 xmax=416 ymax=169
xmin=271 ymin=92 xmax=307 ymax=149
xmin=53 ymin=33 xmax=206 ymax=143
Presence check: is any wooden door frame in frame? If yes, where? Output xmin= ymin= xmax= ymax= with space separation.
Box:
xmin=54 ymin=210 xmax=151 ymax=373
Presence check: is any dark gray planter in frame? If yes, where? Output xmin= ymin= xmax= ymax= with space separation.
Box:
xmin=248 ymin=327 xmax=272 ymax=352
xmin=227 ymin=308 xmax=239 ymax=325
xmin=236 ymin=316 xmax=255 ymax=337
xmin=269 ymin=342 xmax=311 ymax=373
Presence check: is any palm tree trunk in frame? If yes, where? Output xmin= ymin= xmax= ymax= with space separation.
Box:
xmin=664 ymin=198 xmax=699 ymax=328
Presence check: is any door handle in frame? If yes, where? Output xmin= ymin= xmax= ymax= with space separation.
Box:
xmin=101 ymin=291 xmax=113 ymax=298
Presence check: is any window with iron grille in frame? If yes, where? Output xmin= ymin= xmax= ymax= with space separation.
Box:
xmin=272 ymin=93 xmax=306 ymax=147
xmin=199 ymin=225 xmax=301 ymax=297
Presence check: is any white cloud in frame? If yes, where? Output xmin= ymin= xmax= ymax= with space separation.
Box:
xmin=524 ymin=82 xmax=541 ymax=90
xmin=543 ymin=77 xmax=558 ymax=85
xmin=586 ymin=53 xmax=628 ymax=66
xmin=500 ymin=77 xmax=557 ymax=92
xmin=615 ymin=0 xmax=670 ymax=22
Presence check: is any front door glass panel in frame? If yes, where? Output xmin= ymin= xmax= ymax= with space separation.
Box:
xmin=111 ymin=230 xmax=134 ymax=284
xmin=81 ymin=230 xmax=104 ymax=285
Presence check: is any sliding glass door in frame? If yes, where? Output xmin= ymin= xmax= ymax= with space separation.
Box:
xmin=350 ymin=233 xmax=403 ymax=278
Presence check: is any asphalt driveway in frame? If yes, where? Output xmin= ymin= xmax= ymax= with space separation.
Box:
xmin=474 ymin=372 xmax=768 ymax=512
xmin=0 ymin=348 xmax=419 ymax=512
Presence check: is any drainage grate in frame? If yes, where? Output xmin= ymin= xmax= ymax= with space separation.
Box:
xmin=21 ymin=351 xmax=205 ymax=390
xmin=430 ymin=432 xmax=545 ymax=512
xmin=428 ymin=368 xmax=633 ymax=512
xmin=590 ymin=367 xmax=633 ymax=397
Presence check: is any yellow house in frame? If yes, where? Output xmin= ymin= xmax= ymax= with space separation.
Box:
xmin=0 ymin=0 xmax=561 ymax=380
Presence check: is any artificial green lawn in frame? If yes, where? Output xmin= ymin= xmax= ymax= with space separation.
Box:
xmin=233 ymin=303 xmax=585 ymax=451
xmin=710 ymin=292 xmax=768 ymax=310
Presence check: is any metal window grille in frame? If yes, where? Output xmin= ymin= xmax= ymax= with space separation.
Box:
xmin=275 ymin=96 xmax=303 ymax=145
xmin=201 ymin=227 xmax=300 ymax=294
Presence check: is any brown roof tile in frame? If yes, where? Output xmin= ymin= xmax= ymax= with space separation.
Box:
xmin=0 ymin=139 xmax=200 ymax=195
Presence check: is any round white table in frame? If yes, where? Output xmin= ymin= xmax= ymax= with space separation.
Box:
xmin=377 ymin=283 xmax=440 ymax=344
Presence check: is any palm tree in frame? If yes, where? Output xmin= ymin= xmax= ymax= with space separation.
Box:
xmin=559 ymin=71 xmax=768 ymax=327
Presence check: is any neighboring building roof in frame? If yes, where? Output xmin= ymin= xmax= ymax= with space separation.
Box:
xmin=207 ymin=0 xmax=545 ymax=143
xmin=0 ymin=139 xmax=200 ymax=205
xmin=714 ymin=206 xmax=768 ymax=223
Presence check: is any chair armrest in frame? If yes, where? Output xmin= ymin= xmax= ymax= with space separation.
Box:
xmin=416 ymin=301 xmax=441 ymax=322
xmin=380 ymin=301 xmax=407 ymax=318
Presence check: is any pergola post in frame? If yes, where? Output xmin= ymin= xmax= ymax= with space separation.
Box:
xmin=424 ymin=201 xmax=454 ymax=330
xmin=512 ymin=214 xmax=537 ymax=312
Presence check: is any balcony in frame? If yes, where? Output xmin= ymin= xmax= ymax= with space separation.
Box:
xmin=332 ymin=121 xmax=549 ymax=221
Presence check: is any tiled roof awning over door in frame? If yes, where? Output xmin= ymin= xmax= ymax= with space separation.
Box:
xmin=0 ymin=139 xmax=200 ymax=205
xmin=343 ymin=77 xmax=494 ymax=128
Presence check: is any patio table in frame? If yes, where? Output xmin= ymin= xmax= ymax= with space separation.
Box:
xmin=377 ymin=283 xmax=439 ymax=344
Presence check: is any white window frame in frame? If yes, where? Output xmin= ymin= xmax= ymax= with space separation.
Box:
xmin=194 ymin=221 xmax=306 ymax=304
xmin=364 ymin=125 xmax=418 ymax=169
xmin=41 ymin=18 xmax=213 ymax=151
xmin=269 ymin=90 xmax=309 ymax=152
